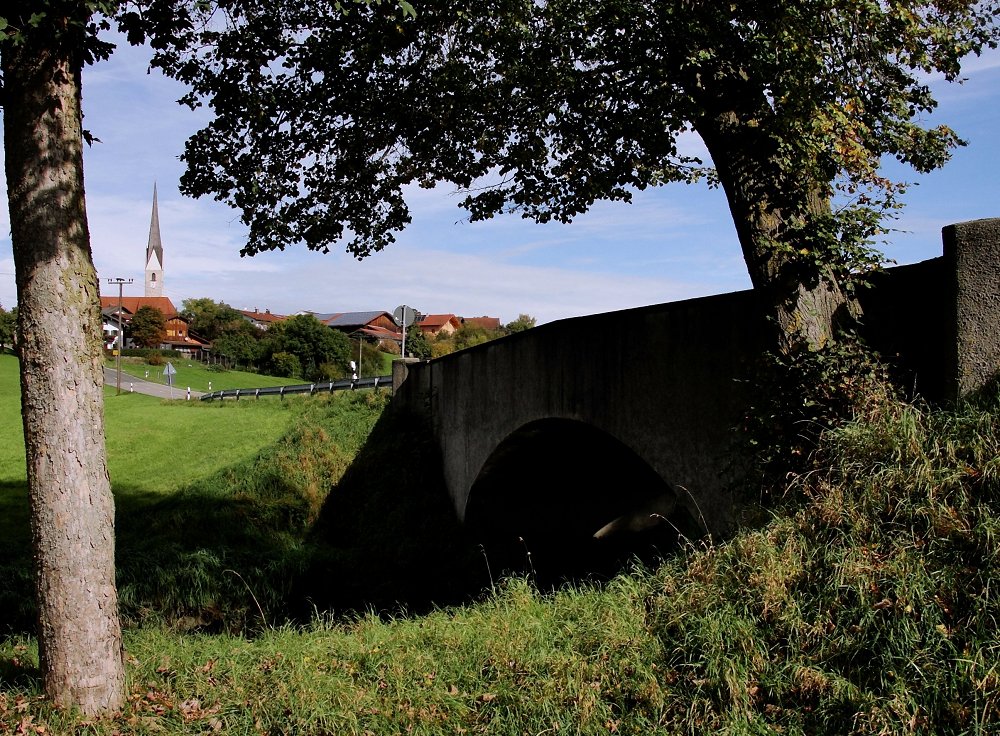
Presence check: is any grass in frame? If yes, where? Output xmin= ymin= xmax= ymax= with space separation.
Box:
xmin=107 ymin=352 xmax=396 ymax=394
xmin=2 ymin=352 xmax=1000 ymax=734
xmin=106 ymin=358 xmax=295 ymax=393
xmin=0 ymin=354 xmax=403 ymax=633
xmin=0 ymin=356 xmax=25 ymax=483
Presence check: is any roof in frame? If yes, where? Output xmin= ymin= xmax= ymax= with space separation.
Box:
xmin=146 ymin=184 xmax=163 ymax=268
xmin=238 ymin=309 xmax=286 ymax=325
xmin=161 ymin=334 xmax=210 ymax=348
xmin=419 ymin=314 xmax=459 ymax=328
xmin=357 ymin=325 xmax=403 ymax=341
xmin=101 ymin=305 xmax=133 ymax=318
xmin=462 ymin=316 xmax=502 ymax=331
xmin=307 ymin=311 xmax=396 ymax=329
xmin=99 ymin=296 xmax=178 ymax=318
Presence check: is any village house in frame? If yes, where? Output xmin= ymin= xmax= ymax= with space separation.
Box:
xmin=461 ymin=316 xmax=502 ymax=331
xmin=416 ymin=314 xmax=462 ymax=337
xmin=238 ymin=308 xmax=286 ymax=330
xmin=302 ymin=310 xmax=403 ymax=351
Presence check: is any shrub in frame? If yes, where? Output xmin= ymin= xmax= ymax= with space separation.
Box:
xmin=271 ymin=351 xmax=302 ymax=379
xmin=316 ymin=362 xmax=346 ymax=382
xmin=743 ymin=338 xmax=897 ymax=496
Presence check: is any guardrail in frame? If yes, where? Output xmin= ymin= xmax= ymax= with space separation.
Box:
xmin=200 ymin=375 xmax=392 ymax=401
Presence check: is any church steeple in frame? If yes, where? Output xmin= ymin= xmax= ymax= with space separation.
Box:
xmin=144 ymin=184 xmax=164 ymax=297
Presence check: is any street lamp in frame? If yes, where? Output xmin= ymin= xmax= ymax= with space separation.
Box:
xmin=107 ymin=277 xmax=133 ymax=394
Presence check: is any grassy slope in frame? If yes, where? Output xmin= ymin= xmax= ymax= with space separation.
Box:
xmin=2 ymin=354 xmax=999 ymax=734
xmin=0 ymin=355 xmax=24 ymax=483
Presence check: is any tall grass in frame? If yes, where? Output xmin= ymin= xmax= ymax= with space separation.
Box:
xmin=645 ymin=384 xmax=1000 ymax=733
xmin=110 ymin=391 xmax=396 ymax=632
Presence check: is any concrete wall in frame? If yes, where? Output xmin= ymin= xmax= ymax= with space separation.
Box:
xmin=394 ymin=218 xmax=1000 ymax=533
xmin=944 ymin=219 xmax=1000 ymax=399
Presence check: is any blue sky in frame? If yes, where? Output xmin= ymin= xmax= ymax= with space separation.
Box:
xmin=0 ymin=38 xmax=997 ymax=325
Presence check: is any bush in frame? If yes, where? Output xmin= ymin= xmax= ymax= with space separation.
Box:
xmin=743 ymin=338 xmax=897 ymax=496
xmin=316 ymin=362 xmax=347 ymax=381
xmin=271 ymin=351 xmax=302 ymax=379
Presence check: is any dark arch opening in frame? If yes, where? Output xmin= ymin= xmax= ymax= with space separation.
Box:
xmin=464 ymin=419 xmax=702 ymax=585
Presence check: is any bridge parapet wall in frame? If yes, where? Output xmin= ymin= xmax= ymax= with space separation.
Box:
xmin=945 ymin=218 xmax=1000 ymax=399
xmin=396 ymin=290 xmax=772 ymax=533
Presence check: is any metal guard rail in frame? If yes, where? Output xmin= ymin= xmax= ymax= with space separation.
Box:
xmin=200 ymin=375 xmax=392 ymax=401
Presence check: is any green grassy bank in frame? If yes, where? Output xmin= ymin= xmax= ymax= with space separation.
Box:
xmin=1 ymin=351 xmax=998 ymax=734
xmin=0 ymin=353 xmax=424 ymax=633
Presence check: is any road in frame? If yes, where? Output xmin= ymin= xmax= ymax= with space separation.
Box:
xmin=103 ymin=367 xmax=205 ymax=400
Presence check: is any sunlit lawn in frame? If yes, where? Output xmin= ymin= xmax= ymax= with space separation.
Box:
xmin=0 ymin=353 xmax=301 ymax=537
xmin=105 ymin=358 xmax=294 ymax=393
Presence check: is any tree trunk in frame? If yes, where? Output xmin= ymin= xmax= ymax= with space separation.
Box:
xmin=2 ymin=26 xmax=126 ymax=714
xmin=694 ymin=94 xmax=857 ymax=354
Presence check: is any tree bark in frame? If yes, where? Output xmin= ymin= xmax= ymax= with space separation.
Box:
xmin=2 ymin=24 xmax=126 ymax=714
xmin=693 ymin=89 xmax=857 ymax=354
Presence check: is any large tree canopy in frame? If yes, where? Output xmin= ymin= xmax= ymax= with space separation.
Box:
xmin=180 ymin=296 xmax=245 ymax=340
xmin=141 ymin=0 xmax=999 ymax=350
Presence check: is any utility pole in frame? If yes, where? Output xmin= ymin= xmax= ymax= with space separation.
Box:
xmin=107 ymin=278 xmax=133 ymax=394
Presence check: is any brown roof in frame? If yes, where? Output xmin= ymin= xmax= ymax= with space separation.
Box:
xmin=162 ymin=334 xmax=210 ymax=348
xmin=100 ymin=296 xmax=178 ymax=318
xmin=358 ymin=325 xmax=403 ymax=341
xmin=462 ymin=316 xmax=501 ymax=331
xmin=419 ymin=314 xmax=458 ymax=328
xmin=238 ymin=309 xmax=286 ymax=325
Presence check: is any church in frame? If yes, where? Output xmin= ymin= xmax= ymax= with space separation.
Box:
xmin=144 ymin=183 xmax=165 ymax=298
xmin=100 ymin=186 xmax=209 ymax=357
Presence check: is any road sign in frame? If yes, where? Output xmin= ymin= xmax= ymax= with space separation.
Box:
xmin=393 ymin=305 xmax=416 ymax=358
xmin=393 ymin=305 xmax=416 ymax=327
xmin=164 ymin=361 xmax=176 ymax=387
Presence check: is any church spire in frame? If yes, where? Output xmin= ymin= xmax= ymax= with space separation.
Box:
xmin=144 ymin=184 xmax=164 ymax=297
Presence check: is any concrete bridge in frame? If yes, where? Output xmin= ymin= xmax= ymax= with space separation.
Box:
xmin=392 ymin=219 xmax=1000 ymax=576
